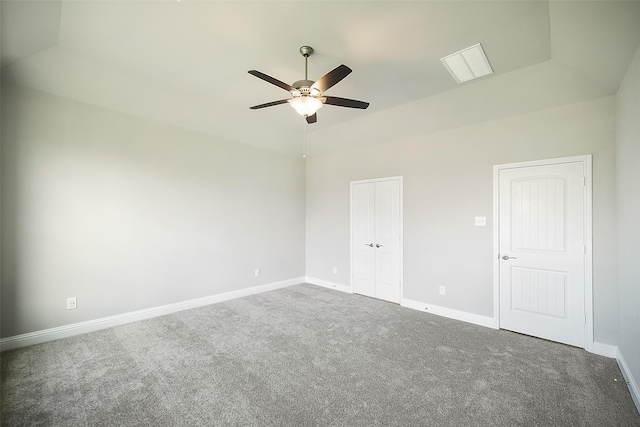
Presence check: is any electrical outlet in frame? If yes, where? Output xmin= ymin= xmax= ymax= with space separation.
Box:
xmin=332 ymin=267 xmax=338 ymax=275
xmin=67 ymin=297 xmax=77 ymax=310
xmin=475 ymin=216 xmax=487 ymax=227
xmin=254 ymin=269 xmax=260 ymax=277
xmin=439 ymin=286 xmax=446 ymax=296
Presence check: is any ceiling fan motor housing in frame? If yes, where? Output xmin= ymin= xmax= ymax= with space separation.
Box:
xmin=292 ymin=80 xmax=319 ymax=97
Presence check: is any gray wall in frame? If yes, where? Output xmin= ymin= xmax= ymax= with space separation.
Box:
xmin=1 ymin=85 xmax=306 ymax=337
xmin=616 ymin=44 xmax=640 ymax=394
xmin=306 ymin=96 xmax=618 ymax=345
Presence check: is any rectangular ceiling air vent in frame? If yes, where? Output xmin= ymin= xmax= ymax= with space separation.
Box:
xmin=440 ymin=43 xmax=493 ymax=84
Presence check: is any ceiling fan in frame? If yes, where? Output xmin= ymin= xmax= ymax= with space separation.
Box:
xmin=248 ymin=46 xmax=369 ymax=124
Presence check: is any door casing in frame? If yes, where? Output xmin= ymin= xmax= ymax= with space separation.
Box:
xmin=493 ymin=155 xmax=593 ymax=351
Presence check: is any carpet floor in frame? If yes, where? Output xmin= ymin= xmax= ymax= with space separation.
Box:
xmin=1 ymin=284 xmax=639 ymax=426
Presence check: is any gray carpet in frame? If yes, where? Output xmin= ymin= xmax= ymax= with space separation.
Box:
xmin=1 ymin=284 xmax=639 ymax=426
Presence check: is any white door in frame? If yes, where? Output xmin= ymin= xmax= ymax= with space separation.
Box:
xmin=498 ymin=160 xmax=586 ymax=347
xmin=352 ymin=182 xmax=376 ymax=298
xmin=351 ymin=178 xmax=402 ymax=303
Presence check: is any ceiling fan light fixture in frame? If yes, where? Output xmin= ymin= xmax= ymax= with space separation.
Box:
xmin=249 ymin=46 xmax=368 ymax=123
xmin=288 ymin=96 xmax=323 ymax=117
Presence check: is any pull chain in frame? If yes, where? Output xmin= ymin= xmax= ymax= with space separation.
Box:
xmin=302 ymin=120 xmax=307 ymax=158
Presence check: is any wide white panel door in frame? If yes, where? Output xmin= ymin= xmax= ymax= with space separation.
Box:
xmin=351 ymin=178 xmax=402 ymax=303
xmin=499 ymin=161 xmax=586 ymax=347
xmin=351 ymin=182 xmax=376 ymax=298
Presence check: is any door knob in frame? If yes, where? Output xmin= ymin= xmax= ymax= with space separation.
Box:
xmin=501 ymin=255 xmax=517 ymax=260
xmin=376 ymin=244 xmax=383 ymax=248
xmin=365 ymin=243 xmax=374 ymax=247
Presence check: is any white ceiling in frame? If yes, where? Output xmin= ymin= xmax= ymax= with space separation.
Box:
xmin=2 ymin=1 xmax=640 ymax=157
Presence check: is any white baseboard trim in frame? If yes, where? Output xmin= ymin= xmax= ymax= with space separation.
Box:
xmin=305 ymin=276 xmax=353 ymax=294
xmin=0 ymin=277 xmax=304 ymax=352
xmin=402 ymin=298 xmax=497 ymax=329
xmin=617 ymin=348 xmax=640 ymax=414
xmin=590 ymin=341 xmax=618 ymax=358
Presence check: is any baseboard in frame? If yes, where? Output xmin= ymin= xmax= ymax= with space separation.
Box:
xmin=305 ymin=276 xmax=353 ymax=294
xmin=0 ymin=277 xmax=304 ymax=352
xmin=590 ymin=341 xmax=618 ymax=358
xmin=402 ymin=298 xmax=497 ymax=329
xmin=617 ymin=348 xmax=640 ymax=414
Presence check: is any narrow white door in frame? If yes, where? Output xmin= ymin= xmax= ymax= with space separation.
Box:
xmin=498 ymin=161 xmax=586 ymax=347
xmin=352 ymin=182 xmax=376 ymax=298
xmin=373 ymin=180 xmax=401 ymax=303
xmin=351 ymin=178 xmax=402 ymax=303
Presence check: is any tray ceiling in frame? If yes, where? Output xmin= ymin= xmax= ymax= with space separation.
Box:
xmin=2 ymin=1 xmax=639 ymax=156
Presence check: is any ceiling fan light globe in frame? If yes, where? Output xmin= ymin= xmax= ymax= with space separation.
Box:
xmin=288 ymin=96 xmax=323 ymax=117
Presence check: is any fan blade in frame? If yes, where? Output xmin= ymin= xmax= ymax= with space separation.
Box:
xmin=323 ymin=96 xmax=369 ymax=109
xmin=310 ymin=64 xmax=352 ymax=94
xmin=248 ymin=70 xmax=297 ymax=93
xmin=305 ymin=113 xmax=317 ymax=124
xmin=249 ymin=99 xmax=291 ymax=110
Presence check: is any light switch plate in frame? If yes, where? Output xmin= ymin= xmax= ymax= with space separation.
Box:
xmin=475 ymin=216 xmax=487 ymax=227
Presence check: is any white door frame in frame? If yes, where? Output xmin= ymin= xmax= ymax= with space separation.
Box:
xmin=350 ymin=176 xmax=404 ymax=302
xmin=493 ymin=155 xmax=593 ymax=351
